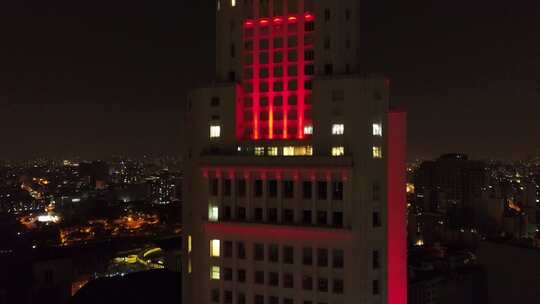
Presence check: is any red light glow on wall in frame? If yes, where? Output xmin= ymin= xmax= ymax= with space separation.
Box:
xmin=387 ymin=109 xmax=407 ymax=304
xmin=204 ymin=222 xmax=353 ymax=241
xmin=237 ymin=13 xmax=315 ymax=141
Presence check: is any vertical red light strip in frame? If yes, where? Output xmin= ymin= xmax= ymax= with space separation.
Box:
xmin=387 ymin=109 xmax=407 ymax=304
xmin=252 ymin=17 xmax=260 ymax=140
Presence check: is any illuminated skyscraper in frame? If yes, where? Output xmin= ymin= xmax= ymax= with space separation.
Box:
xmin=183 ymin=1 xmax=407 ymax=304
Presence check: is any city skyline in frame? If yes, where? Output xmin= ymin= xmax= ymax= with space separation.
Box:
xmin=1 ymin=0 xmax=540 ymax=160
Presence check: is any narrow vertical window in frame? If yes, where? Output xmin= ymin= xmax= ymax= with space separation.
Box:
xmin=210 ymin=239 xmax=221 ymax=257
xmin=372 ymin=146 xmax=382 ymax=158
xmin=373 ymin=123 xmax=382 ymax=136
xmin=211 ymin=266 xmax=221 ymax=280
xmin=231 ymin=0 xmax=236 ymax=7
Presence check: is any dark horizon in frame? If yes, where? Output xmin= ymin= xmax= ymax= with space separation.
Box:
xmin=1 ymin=0 xmax=540 ymax=161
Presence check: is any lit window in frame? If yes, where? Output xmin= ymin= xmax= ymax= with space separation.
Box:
xmin=210 ymin=125 xmax=221 ymax=138
xmin=188 ymin=258 xmax=192 ymax=273
xmin=211 ymin=266 xmax=221 ymax=280
xmin=283 ymin=146 xmax=313 ymax=156
xmin=304 ymin=124 xmax=313 ymax=135
xmin=373 ymin=123 xmax=382 ymax=136
xmin=332 ymin=147 xmax=345 ymax=156
xmin=188 ymin=235 xmax=192 ymax=253
xmin=231 ymin=0 xmax=236 ymax=7
xmin=268 ymin=147 xmax=278 ymax=156
xmin=332 ymin=124 xmax=344 ymax=135
xmin=295 ymin=146 xmax=313 ymax=156
xmin=283 ymin=146 xmax=295 ymax=156
xmin=217 ymin=0 xmax=221 ymax=11
xmin=373 ymin=146 xmax=382 ymax=158
xmin=255 ymin=147 xmax=265 ymax=156
xmin=210 ymin=239 xmax=221 ymax=257
xmin=209 ymin=202 xmax=219 ymax=222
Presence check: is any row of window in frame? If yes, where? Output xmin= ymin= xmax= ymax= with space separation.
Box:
xmin=244 ymin=65 xmax=313 ymax=81
xmin=208 ymin=204 xmax=382 ymax=228
xmin=244 ymin=35 xmax=313 ymax=51
xmin=212 ymin=291 xmax=347 ymax=304
xmin=210 ymin=123 xmax=382 ymax=138
xmin=210 ymin=179 xmax=344 ymax=200
xmin=244 ymin=50 xmax=314 ymax=65
xmin=244 ymin=21 xmax=314 ymax=37
xmin=210 ymin=242 xmax=345 ymax=267
xmin=243 ymin=94 xmax=311 ymax=107
xmin=211 ymin=267 xmax=344 ymax=294
xmin=210 ymin=206 xmax=345 ymax=227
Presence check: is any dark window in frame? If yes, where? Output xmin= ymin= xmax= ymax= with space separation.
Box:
xmin=255 ymin=295 xmax=264 ymax=304
xmin=333 ymin=249 xmax=344 ymax=268
xmin=332 ymin=212 xmax=343 ymax=227
xmin=268 ymin=208 xmax=278 ymax=222
xmin=237 ymin=242 xmax=246 ymax=259
xmin=302 ymin=247 xmax=313 ymax=265
xmin=238 ymin=293 xmax=246 ymax=304
xmin=268 ymin=180 xmax=278 ymax=197
xmin=269 ymin=244 xmax=279 ymax=262
xmin=211 ymin=97 xmax=220 ymax=107
xmin=260 ymin=52 xmax=269 ymax=64
xmin=269 ymin=272 xmax=279 ymax=286
xmin=373 ymin=250 xmax=380 ymax=269
xmin=288 ymin=65 xmax=298 ymax=76
xmin=317 ymin=181 xmax=327 ymax=199
xmin=274 ymin=66 xmax=284 ymax=77
xmin=283 ymin=180 xmax=294 ymax=198
xmin=302 ymin=181 xmax=312 ymax=199
xmin=274 ymin=37 xmax=283 ymax=48
xmin=324 ymin=9 xmax=331 ymax=21
xmin=224 ymin=268 xmax=233 ymax=281
xmin=318 ymin=278 xmax=328 ymax=292
xmin=223 ymin=179 xmax=231 ymax=196
xmin=324 ymin=64 xmax=333 ymax=75
xmin=254 ymin=180 xmax=263 ymax=197
xmin=254 ymin=271 xmax=264 ymax=284
xmin=210 ymin=178 xmax=219 ymax=196
xmin=373 ymin=280 xmax=380 ymax=295
xmin=260 ymin=68 xmax=270 ymax=79
xmin=305 ymin=21 xmax=314 ymax=31
xmin=288 ymin=95 xmax=297 ymax=105
xmin=254 ymin=243 xmax=264 ymax=261
xmin=237 ymin=179 xmax=246 ymax=197
xmin=254 ymin=208 xmax=263 ymax=221
xmin=211 ymin=289 xmax=220 ymax=302
xmin=288 ymin=50 xmax=298 ymax=62
xmin=274 ymin=81 xmax=284 ymax=92
xmin=333 ymin=279 xmax=344 ymax=294
xmin=224 ymin=241 xmax=233 ymax=257
xmin=304 ymin=80 xmax=312 ymax=90
xmin=269 ymin=297 xmax=279 ymax=304
xmin=237 ymin=269 xmax=246 ymax=282
xmin=237 ymin=206 xmax=246 ymax=220
xmin=283 ymin=298 xmax=293 ymax=304
xmin=304 ymin=50 xmax=314 ymax=60
xmin=260 ymin=82 xmax=269 ymax=92
xmin=317 ymin=248 xmax=328 ymax=267
xmin=283 ymin=246 xmax=294 ymax=264
xmin=283 ymin=209 xmax=294 ymax=223
xmin=288 ymin=80 xmax=298 ymax=90
xmin=324 ymin=37 xmax=331 ymax=50
xmin=302 ymin=210 xmax=312 ymax=224
xmin=346 ymin=9 xmax=351 ymax=21
xmin=303 ymin=275 xmax=313 ymax=290
xmin=332 ymin=181 xmax=343 ymax=200
xmin=373 ymin=211 xmax=381 ymax=227
xmin=283 ymin=273 xmax=294 ymax=288
xmin=224 ymin=206 xmax=232 ymax=220
xmin=304 ymin=65 xmax=314 ymax=75
xmin=287 ymin=36 xmax=298 ymax=47
xmin=317 ymin=211 xmax=327 ymax=225
xmin=372 ymin=182 xmax=381 ymax=201
xmin=260 ymin=39 xmax=269 ymax=49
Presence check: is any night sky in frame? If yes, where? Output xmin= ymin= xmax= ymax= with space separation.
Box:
xmin=1 ymin=1 xmax=539 ymax=160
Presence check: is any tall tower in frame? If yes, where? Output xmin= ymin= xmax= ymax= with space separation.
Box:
xmin=183 ymin=1 xmax=407 ymax=304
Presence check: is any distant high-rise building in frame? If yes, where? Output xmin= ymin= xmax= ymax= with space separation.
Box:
xmin=183 ymin=1 xmax=407 ymax=304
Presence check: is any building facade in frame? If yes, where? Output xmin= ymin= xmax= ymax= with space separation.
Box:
xmin=183 ymin=1 xmax=407 ymax=304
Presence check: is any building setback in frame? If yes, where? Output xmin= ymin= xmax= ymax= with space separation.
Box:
xmin=183 ymin=1 xmax=407 ymax=304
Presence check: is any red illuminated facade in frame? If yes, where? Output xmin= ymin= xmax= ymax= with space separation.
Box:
xmin=237 ymin=13 xmax=314 ymax=140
